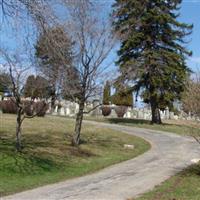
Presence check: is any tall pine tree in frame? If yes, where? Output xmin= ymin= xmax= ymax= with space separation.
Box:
xmin=112 ymin=0 xmax=192 ymax=124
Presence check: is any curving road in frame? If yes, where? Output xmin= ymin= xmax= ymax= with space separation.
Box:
xmin=3 ymin=121 xmax=200 ymax=200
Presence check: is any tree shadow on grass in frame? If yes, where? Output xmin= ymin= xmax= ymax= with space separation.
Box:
xmin=106 ymin=118 xmax=151 ymax=125
xmin=0 ymin=149 xmax=60 ymax=176
xmin=105 ymin=118 xmax=189 ymax=127
xmin=0 ymin=134 xmax=65 ymax=175
xmin=181 ymin=163 xmax=200 ymax=177
xmin=0 ymin=132 xmax=97 ymax=176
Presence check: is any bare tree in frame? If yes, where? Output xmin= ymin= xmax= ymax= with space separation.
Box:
xmin=35 ymin=26 xmax=74 ymax=112
xmin=0 ymin=49 xmax=48 ymax=151
xmin=61 ymin=0 xmax=116 ymax=145
xmin=0 ymin=0 xmax=55 ymax=29
xmin=182 ymin=71 xmax=200 ymax=118
xmin=1 ymin=0 xmax=116 ymax=147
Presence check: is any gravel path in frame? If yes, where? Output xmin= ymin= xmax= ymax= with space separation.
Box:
xmin=3 ymin=121 xmax=200 ymax=200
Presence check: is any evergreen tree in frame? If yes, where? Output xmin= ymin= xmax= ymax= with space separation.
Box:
xmin=112 ymin=0 xmax=192 ymax=124
xmin=24 ymin=75 xmax=50 ymax=99
xmin=0 ymin=73 xmax=11 ymax=95
xmin=103 ymin=81 xmax=111 ymax=105
xmin=112 ymin=86 xmax=133 ymax=107
xmin=24 ymin=75 xmax=35 ymax=98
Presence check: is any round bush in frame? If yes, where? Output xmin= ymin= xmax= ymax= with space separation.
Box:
xmin=101 ymin=106 xmax=111 ymax=116
xmin=0 ymin=99 xmax=48 ymax=117
xmin=114 ymin=106 xmax=128 ymax=118
xmin=34 ymin=101 xmax=49 ymax=117
xmin=0 ymin=100 xmax=17 ymax=114
xmin=23 ymin=101 xmax=34 ymax=116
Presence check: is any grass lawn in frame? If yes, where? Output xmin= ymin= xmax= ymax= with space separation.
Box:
xmin=134 ymin=163 xmax=200 ymax=200
xmin=0 ymin=114 xmax=150 ymax=197
xmin=84 ymin=117 xmax=200 ymax=136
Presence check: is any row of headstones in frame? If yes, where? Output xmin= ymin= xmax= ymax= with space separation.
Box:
xmin=50 ymin=100 xmax=177 ymax=120
xmin=0 ymin=96 xmax=188 ymax=121
xmin=1 ymin=96 xmax=197 ymax=120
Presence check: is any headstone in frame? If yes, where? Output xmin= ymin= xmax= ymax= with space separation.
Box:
xmin=124 ymin=107 xmax=131 ymax=118
xmin=92 ymin=99 xmax=101 ymax=116
xmin=66 ymin=107 xmax=70 ymax=115
xmin=53 ymin=105 xmax=58 ymax=115
xmin=138 ymin=109 xmax=145 ymax=119
xmin=75 ymin=103 xmax=79 ymax=114
xmin=165 ymin=107 xmax=170 ymax=119
xmin=169 ymin=112 xmax=174 ymax=120
xmin=174 ymin=115 xmax=179 ymax=120
xmin=60 ymin=107 xmax=65 ymax=116
xmin=110 ymin=106 xmax=117 ymax=118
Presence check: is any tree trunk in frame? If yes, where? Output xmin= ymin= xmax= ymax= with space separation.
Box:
xmin=16 ymin=107 xmax=23 ymax=151
xmin=50 ymin=93 xmax=56 ymax=113
xmin=150 ymin=100 xmax=162 ymax=124
xmin=72 ymin=101 xmax=84 ymax=146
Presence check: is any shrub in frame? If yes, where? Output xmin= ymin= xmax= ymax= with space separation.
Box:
xmin=0 ymin=100 xmax=48 ymax=117
xmin=0 ymin=99 xmax=17 ymax=114
xmin=23 ymin=101 xmax=34 ymax=116
xmin=112 ymin=90 xmax=133 ymax=107
xmin=101 ymin=106 xmax=111 ymax=116
xmin=114 ymin=106 xmax=127 ymax=118
xmin=34 ymin=101 xmax=49 ymax=117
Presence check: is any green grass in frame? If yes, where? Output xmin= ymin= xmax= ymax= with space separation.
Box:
xmin=84 ymin=117 xmax=200 ymax=136
xmin=0 ymin=114 xmax=150 ymax=197
xmin=135 ymin=163 xmax=200 ymax=200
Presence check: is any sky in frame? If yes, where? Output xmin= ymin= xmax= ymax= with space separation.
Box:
xmin=0 ymin=0 xmax=200 ymax=71
xmin=180 ymin=0 xmax=200 ymax=72
xmin=0 ymin=0 xmax=199 ymax=107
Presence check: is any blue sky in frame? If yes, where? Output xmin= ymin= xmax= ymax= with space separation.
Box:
xmin=0 ymin=0 xmax=200 ymax=73
xmin=0 ymin=0 xmax=199 ymax=107
xmin=180 ymin=0 xmax=200 ymax=71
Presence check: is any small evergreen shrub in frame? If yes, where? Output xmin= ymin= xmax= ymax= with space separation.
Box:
xmin=112 ymin=90 xmax=133 ymax=107
xmin=101 ymin=106 xmax=111 ymax=116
